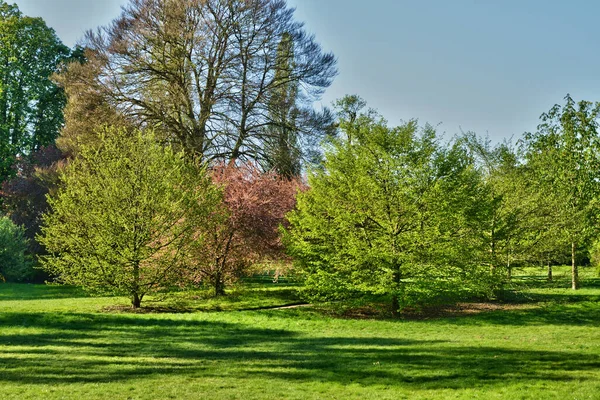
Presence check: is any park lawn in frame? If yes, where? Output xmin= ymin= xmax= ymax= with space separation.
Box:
xmin=1 ymin=268 xmax=600 ymax=399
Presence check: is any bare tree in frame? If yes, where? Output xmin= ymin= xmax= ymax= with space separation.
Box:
xmin=63 ymin=0 xmax=336 ymax=166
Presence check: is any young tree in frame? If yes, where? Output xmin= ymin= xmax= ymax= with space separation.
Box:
xmin=461 ymin=133 xmax=549 ymax=278
xmin=189 ymin=163 xmax=301 ymax=296
xmin=63 ymin=0 xmax=336 ymax=166
xmin=0 ymin=1 xmax=71 ymax=184
xmin=524 ymin=95 xmax=600 ymax=290
xmin=285 ymin=99 xmax=494 ymax=313
xmin=39 ymin=128 xmax=220 ymax=308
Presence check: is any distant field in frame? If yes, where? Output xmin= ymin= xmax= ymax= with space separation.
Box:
xmin=1 ymin=267 xmax=600 ymax=399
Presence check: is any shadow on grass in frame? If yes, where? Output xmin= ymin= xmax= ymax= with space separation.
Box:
xmin=0 ymin=284 xmax=90 ymax=301
xmin=0 ymin=311 xmax=599 ymax=389
xmin=500 ymin=277 xmax=600 ymax=304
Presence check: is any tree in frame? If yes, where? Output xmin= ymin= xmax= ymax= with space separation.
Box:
xmin=1 ymin=145 xmax=64 ymax=259
xmin=53 ymin=47 xmax=126 ymax=157
xmin=189 ymin=162 xmax=301 ymax=295
xmin=0 ymin=1 xmax=71 ymax=184
xmin=39 ymin=128 xmax=220 ymax=308
xmin=285 ymin=99 xmax=494 ymax=313
xmin=461 ymin=133 xmax=550 ymax=278
xmin=524 ymin=95 xmax=600 ymax=290
xmin=263 ymin=32 xmax=301 ymax=178
xmin=0 ymin=215 xmax=31 ymax=281
xmin=63 ymin=0 xmax=336 ymax=166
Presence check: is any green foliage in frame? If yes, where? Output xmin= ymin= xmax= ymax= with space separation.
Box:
xmin=524 ymin=95 xmax=600 ymax=289
xmin=285 ymin=98 xmax=498 ymax=311
xmin=38 ymin=128 xmax=220 ymax=308
xmin=461 ymin=133 xmax=550 ymax=275
xmin=0 ymin=216 xmax=31 ymax=281
xmin=0 ymin=1 xmax=71 ymax=184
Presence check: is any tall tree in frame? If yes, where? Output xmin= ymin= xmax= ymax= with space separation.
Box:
xmin=524 ymin=95 xmax=600 ymax=290
xmin=0 ymin=1 xmax=70 ymax=184
xmin=68 ymin=0 xmax=337 ymax=166
xmin=263 ymin=32 xmax=301 ymax=177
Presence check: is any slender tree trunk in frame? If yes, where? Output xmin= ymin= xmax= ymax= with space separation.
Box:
xmin=131 ymin=262 xmax=142 ymax=308
xmin=506 ymin=245 xmax=511 ymax=280
xmin=547 ymin=256 xmax=552 ymax=282
xmin=490 ymin=215 xmax=496 ymax=273
xmin=391 ymin=268 xmax=401 ymax=317
xmin=572 ymin=241 xmax=579 ymax=290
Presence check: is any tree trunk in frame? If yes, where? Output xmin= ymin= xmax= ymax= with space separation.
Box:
xmin=572 ymin=241 xmax=579 ymax=290
xmin=506 ymin=247 xmax=511 ymax=280
xmin=214 ymin=271 xmax=225 ymax=297
xmin=490 ymin=215 xmax=496 ymax=273
xmin=131 ymin=292 xmax=142 ymax=309
xmin=131 ymin=262 xmax=142 ymax=308
xmin=391 ymin=268 xmax=401 ymax=317
xmin=547 ymin=258 xmax=552 ymax=282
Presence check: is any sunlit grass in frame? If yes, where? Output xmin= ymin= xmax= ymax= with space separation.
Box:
xmin=1 ymin=270 xmax=599 ymax=399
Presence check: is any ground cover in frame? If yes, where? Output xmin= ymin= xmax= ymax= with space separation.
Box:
xmin=0 ymin=267 xmax=599 ymax=399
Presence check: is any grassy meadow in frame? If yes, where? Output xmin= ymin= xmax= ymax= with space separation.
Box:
xmin=1 ymin=266 xmax=600 ymax=399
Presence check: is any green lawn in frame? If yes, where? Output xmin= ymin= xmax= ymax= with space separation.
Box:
xmin=1 ymin=268 xmax=600 ymax=399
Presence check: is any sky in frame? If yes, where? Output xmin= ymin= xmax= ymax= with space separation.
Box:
xmin=11 ymin=0 xmax=600 ymax=143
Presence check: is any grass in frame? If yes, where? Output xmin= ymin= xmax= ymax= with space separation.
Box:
xmin=0 ymin=268 xmax=600 ymax=399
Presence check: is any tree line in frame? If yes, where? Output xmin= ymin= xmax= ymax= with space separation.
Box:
xmin=1 ymin=0 xmax=600 ymax=312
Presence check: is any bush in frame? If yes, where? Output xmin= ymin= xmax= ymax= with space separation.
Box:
xmin=0 ymin=216 xmax=32 ymax=281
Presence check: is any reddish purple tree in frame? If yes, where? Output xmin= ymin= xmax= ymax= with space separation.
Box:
xmin=189 ymin=163 xmax=303 ymax=296
xmin=1 ymin=145 xmax=65 ymax=257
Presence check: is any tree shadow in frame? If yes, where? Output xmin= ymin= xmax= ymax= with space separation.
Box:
xmin=0 ymin=284 xmax=90 ymax=301
xmin=1 ymin=311 xmax=598 ymax=389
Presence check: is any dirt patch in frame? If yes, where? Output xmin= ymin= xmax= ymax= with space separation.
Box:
xmin=400 ymin=302 xmax=538 ymax=320
xmin=324 ymin=301 xmax=539 ymax=320
xmin=101 ymin=304 xmax=193 ymax=314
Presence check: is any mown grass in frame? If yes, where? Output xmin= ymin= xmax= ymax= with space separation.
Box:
xmin=1 ymin=268 xmax=600 ymax=399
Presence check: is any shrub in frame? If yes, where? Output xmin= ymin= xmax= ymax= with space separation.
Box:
xmin=0 ymin=216 xmax=32 ymax=281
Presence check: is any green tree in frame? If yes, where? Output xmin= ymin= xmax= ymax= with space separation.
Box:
xmin=39 ymin=128 xmax=220 ymax=308
xmin=0 ymin=215 xmax=31 ymax=281
xmin=285 ymin=100 xmax=494 ymax=313
xmin=462 ymin=133 xmax=549 ymax=278
xmin=524 ymin=95 xmax=600 ymax=290
xmin=0 ymin=1 xmax=70 ymax=184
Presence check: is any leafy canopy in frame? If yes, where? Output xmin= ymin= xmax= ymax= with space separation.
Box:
xmin=285 ymin=98 xmax=496 ymax=311
xmin=39 ymin=128 xmax=220 ymax=308
xmin=0 ymin=1 xmax=70 ymax=183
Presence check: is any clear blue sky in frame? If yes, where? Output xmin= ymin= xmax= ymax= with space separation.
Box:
xmin=12 ymin=0 xmax=600 ymax=142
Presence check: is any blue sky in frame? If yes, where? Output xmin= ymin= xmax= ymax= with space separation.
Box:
xmin=11 ymin=0 xmax=600 ymax=142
